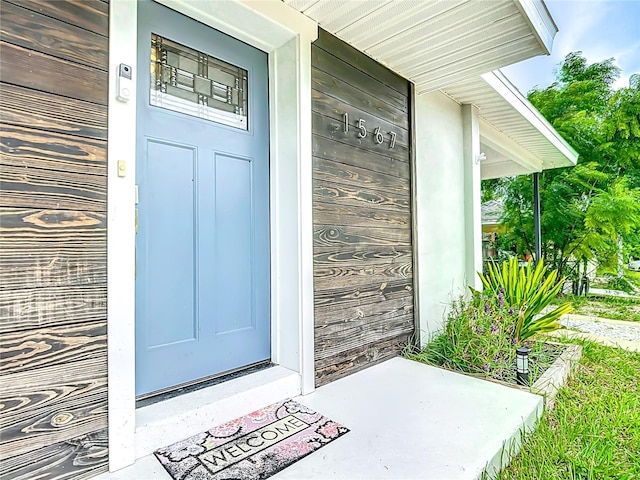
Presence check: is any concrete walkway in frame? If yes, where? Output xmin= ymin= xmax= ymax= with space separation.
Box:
xmin=548 ymin=314 xmax=640 ymax=352
xmin=96 ymin=358 xmax=543 ymax=480
xmin=588 ymin=287 xmax=639 ymax=299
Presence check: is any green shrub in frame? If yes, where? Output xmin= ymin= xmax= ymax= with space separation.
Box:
xmin=408 ymin=296 xmax=564 ymax=383
xmin=477 ymin=258 xmax=572 ymax=344
xmin=603 ymin=275 xmax=635 ymax=293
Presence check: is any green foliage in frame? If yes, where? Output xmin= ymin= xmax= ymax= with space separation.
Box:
xmin=583 ymin=178 xmax=640 ymax=273
xmin=625 ymin=269 xmax=640 ymax=290
xmin=585 ymin=178 xmax=640 ymax=237
xmin=603 ymin=75 xmax=640 ymax=172
xmin=602 ymin=276 xmax=635 ymax=294
xmin=624 ymin=229 xmax=640 ymax=260
xmin=477 ymin=258 xmax=572 ymax=343
xmin=407 ymin=296 xmax=563 ymax=384
xmin=485 ymin=52 xmax=640 ymax=280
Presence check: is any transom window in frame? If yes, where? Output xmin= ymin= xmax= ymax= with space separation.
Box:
xmin=150 ymin=33 xmax=248 ymax=130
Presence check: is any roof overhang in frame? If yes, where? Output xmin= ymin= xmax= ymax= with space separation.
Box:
xmin=442 ymin=70 xmax=579 ymax=179
xmin=282 ymin=0 xmax=575 ymax=178
xmin=282 ymin=0 xmax=557 ymax=94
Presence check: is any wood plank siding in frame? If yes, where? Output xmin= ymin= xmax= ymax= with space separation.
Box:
xmin=0 ymin=1 xmax=109 ymax=478
xmin=312 ymin=30 xmax=415 ymax=387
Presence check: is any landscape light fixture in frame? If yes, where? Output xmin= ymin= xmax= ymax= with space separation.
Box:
xmin=516 ymin=346 xmax=531 ymax=386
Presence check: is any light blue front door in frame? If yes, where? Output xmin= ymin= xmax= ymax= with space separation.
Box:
xmin=135 ymin=0 xmax=270 ymax=397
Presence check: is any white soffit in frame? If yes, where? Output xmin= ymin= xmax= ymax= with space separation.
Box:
xmin=282 ymin=0 xmax=557 ymax=94
xmin=442 ymin=70 xmax=579 ymax=179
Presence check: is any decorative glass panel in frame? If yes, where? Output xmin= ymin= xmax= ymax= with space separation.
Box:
xmin=150 ymin=34 xmax=248 ymax=130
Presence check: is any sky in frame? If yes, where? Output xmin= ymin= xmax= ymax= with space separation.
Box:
xmin=502 ymin=0 xmax=640 ymax=95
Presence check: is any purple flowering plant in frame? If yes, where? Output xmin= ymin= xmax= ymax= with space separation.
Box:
xmin=407 ymin=294 xmax=527 ymax=381
xmin=408 ymin=258 xmax=571 ymax=385
xmin=406 ymin=293 xmax=564 ymax=385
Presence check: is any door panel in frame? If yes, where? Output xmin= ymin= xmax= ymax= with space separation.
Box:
xmin=214 ymin=153 xmax=254 ymax=334
xmin=143 ymin=140 xmax=197 ymax=348
xmin=136 ymin=0 xmax=270 ymax=397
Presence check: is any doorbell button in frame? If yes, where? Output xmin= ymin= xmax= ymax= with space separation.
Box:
xmin=117 ymin=63 xmax=133 ymax=103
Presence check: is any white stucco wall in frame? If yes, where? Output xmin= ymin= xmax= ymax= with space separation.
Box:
xmin=414 ymin=91 xmax=471 ymax=343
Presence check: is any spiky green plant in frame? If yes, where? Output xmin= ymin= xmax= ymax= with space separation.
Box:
xmin=477 ymin=258 xmax=573 ymax=344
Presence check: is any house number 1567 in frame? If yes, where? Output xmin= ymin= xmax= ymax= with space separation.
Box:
xmin=343 ymin=113 xmax=396 ymax=149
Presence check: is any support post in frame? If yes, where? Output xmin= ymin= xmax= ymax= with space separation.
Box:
xmin=533 ymin=172 xmax=542 ymax=263
xmin=462 ymin=104 xmax=483 ymax=289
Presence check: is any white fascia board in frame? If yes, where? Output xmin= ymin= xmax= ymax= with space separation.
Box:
xmin=480 ymin=117 xmax=542 ymax=173
xmin=513 ymin=0 xmax=558 ymax=55
xmin=481 ymin=70 xmax=579 ymax=165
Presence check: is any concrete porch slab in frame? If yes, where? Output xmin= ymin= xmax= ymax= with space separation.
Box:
xmin=96 ymin=357 xmax=543 ymax=480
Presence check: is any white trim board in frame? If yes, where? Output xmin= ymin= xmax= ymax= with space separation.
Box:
xmin=514 ymin=0 xmax=558 ymax=55
xmin=481 ymin=70 xmax=579 ymax=164
xmin=107 ymin=0 xmax=317 ymax=472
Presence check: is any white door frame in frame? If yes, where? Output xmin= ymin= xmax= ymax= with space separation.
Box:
xmin=106 ymin=0 xmax=317 ymax=471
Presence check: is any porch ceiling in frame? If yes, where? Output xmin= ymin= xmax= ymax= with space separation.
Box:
xmin=443 ymin=70 xmax=579 ymax=179
xmin=282 ymin=0 xmax=557 ymax=94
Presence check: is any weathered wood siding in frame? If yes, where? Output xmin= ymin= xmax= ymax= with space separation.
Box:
xmin=312 ymin=30 xmax=414 ymax=386
xmin=0 ymin=1 xmax=109 ymax=478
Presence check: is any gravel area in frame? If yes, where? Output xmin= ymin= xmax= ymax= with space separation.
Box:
xmin=561 ymin=318 xmax=640 ymax=343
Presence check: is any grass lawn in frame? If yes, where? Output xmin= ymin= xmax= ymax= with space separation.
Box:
xmin=558 ymin=294 xmax=640 ymax=323
xmin=499 ymin=341 xmax=640 ymax=480
xmin=626 ymin=269 xmax=640 ymax=289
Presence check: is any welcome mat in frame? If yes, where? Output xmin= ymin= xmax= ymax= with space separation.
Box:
xmin=154 ymin=399 xmax=350 ymax=480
